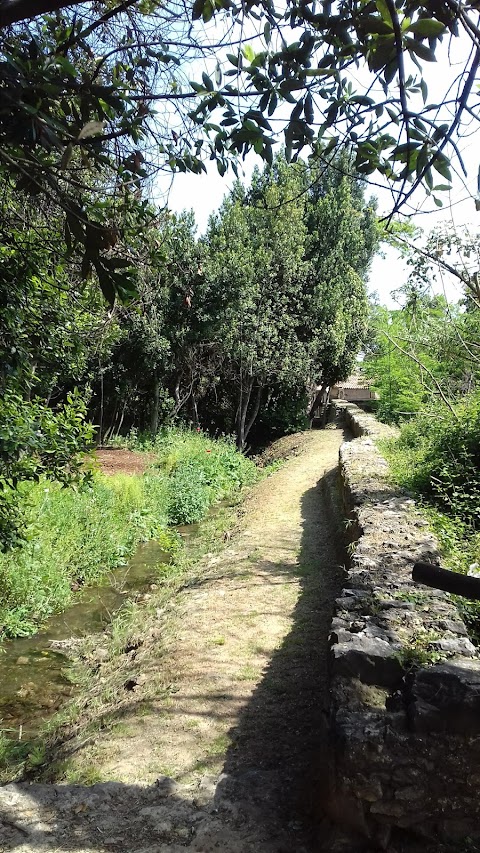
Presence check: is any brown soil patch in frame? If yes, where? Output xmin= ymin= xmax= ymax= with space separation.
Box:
xmin=255 ymin=430 xmax=314 ymax=467
xmin=93 ymin=448 xmax=156 ymax=476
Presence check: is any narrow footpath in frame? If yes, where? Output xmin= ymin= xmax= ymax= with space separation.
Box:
xmin=0 ymin=428 xmax=349 ymax=853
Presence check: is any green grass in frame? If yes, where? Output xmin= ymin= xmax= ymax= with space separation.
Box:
xmin=0 ymin=427 xmax=257 ymax=639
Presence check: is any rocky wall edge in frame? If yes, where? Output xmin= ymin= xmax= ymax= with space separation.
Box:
xmin=327 ymin=401 xmax=480 ymax=849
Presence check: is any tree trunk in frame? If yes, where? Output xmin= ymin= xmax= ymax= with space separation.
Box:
xmin=244 ymin=384 xmax=263 ymax=446
xmin=236 ymin=376 xmax=253 ymax=451
xmin=103 ymin=404 xmax=119 ymax=444
xmin=191 ymin=394 xmax=199 ymax=426
xmin=97 ymin=367 xmax=104 ymax=447
xmin=115 ymin=395 xmax=129 ymax=438
xmin=151 ymin=372 xmax=160 ymax=435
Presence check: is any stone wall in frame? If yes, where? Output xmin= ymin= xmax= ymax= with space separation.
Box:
xmin=328 ymin=401 xmax=480 ymax=849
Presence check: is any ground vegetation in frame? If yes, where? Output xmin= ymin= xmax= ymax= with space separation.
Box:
xmin=0 ymin=427 xmax=256 ymax=638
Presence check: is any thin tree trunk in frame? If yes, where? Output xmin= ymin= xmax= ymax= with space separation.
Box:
xmin=151 ymin=372 xmax=160 ymax=435
xmin=116 ymin=395 xmax=129 ymax=438
xmin=236 ymin=377 xmax=253 ymax=450
xmin=244 ymin=384 xmax=263 ymax=445
xmin=103 ymin=404 xmax=119 ymax=444
xmin=97 ymin=367 xmax=104 ymax=447
xmin=191 ymin=394 xmax=199 ymax=426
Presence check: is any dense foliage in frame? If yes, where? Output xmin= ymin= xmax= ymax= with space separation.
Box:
xmin=367 ymin=232 xmax=480 ymax=636
xmin=0 ymin=0 xmax=478 ymax=247
xmin=364 ymin=282 xmax=480 ymax=423
xmin=388 ymin=393 xmax=480 ymax=528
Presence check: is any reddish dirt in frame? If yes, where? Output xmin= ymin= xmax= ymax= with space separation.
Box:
xmin=92 ymin=448 xmax=156 ymax=476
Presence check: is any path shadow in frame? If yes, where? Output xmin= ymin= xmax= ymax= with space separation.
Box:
xmin=218 ymin=455 xmax=350 ymax=850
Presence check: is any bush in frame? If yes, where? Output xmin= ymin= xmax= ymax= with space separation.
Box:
xmin=0 ymin=389 xmax=94 ymax=550
xmin=388 ymin=392 xmax=480 ymax=528
xmin=0 ymin=473 xmax=171 ymax=637
xmin=167 ymin=460 xmax=211 ymax=524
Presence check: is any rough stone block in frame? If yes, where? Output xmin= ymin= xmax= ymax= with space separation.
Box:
xmin=332 ymin=634 xmax=403 ymax=687
xmin=409 ymin=659 xmax=480 ymax=734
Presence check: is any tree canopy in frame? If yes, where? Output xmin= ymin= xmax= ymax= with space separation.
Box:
xmin=0 ymin=0 xmax=478 ymax=285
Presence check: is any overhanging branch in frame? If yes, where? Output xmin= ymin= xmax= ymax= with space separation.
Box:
xmin=0 ymin=0 xmax=89 ymax=27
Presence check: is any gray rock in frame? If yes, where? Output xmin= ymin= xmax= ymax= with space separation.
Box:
xmin=332 ymin=635 xmax=403 ymax=687
xmin=409 ymin=659 xmax=480 ymax=734
xmin=430 ymin=637 xmax=476 ymax=657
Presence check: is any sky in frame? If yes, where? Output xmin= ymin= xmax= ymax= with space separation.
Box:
xmin=156 ymin=28 xmax=480 ymax=309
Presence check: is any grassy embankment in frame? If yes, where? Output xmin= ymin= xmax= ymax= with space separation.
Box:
xmin=380 ymin=392 xmax=480 ymax=638
xmin=0 ymin=428 xmax=257 ymax=639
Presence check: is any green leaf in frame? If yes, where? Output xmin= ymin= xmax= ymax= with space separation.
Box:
xmin=432 ymin=155 xmax=452 ymax=183
xmin=305 ymin=91 xmax=314 ymax=124
xmin=192 ymin=0 xmax=205 ymax=20
xmin=408 ymin=19 xmax=446 ymax=37
xmin=420 ymin=78 xmax=428 ymax=104
xmin=416 ymin=145 xmax=429 ymax=179
xmin=384 ymin=57 xmax=397 ymax=84
xmin=202 ymin=72 xmax=214 ymax=91
xmin=243 ymin=44 xmax=255 ymax=63
xmin=386 ymin=106 xmax=400 ymax=124
xmin=360 ymin=15 xmax=393 ymax=34
xmin=264 ymin=21 xmax=271 ymax=44
xmin=304 ymin=68 xmax=336 ymax=77
xmin=350 ymin=95 xmax=375 ymax=106
xmin=259 ymin=91 xmax=269 ymax=113
xmin=404 ymin=37 xmax=437 ymax=62
xmin=268 ymin=92 xmax=277 ymax=116
xmin=375 ymin=0 xmax=392 ymax=25
xmin=202 ymin=0 xmax=214 ymax=22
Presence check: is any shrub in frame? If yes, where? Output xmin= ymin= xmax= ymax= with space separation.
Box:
xmin=0 ymin=389 xmax=94 ymax=551
xmin=389 ymin=392 xmax=480 ymax=528
xmin=167 ymin=460 xmax=211 ymax=524
xmin=0 ymin=473 xmax=171 ymax=638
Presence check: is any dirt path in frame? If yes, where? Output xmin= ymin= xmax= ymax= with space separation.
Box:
xmin=0 ymin=428 xmax=350 ymax=853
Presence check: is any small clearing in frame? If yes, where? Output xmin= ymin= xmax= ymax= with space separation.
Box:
xmin=0 ymin=428 xmax=352 ymax=853
xmin=94 ymin=448 xmax=156 ymax=477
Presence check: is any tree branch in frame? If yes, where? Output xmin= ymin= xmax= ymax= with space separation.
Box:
xmin=0 ymin=0 xmax=88 ymax=28
xmin=383 ymin=330 xmax=458 ymax=418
